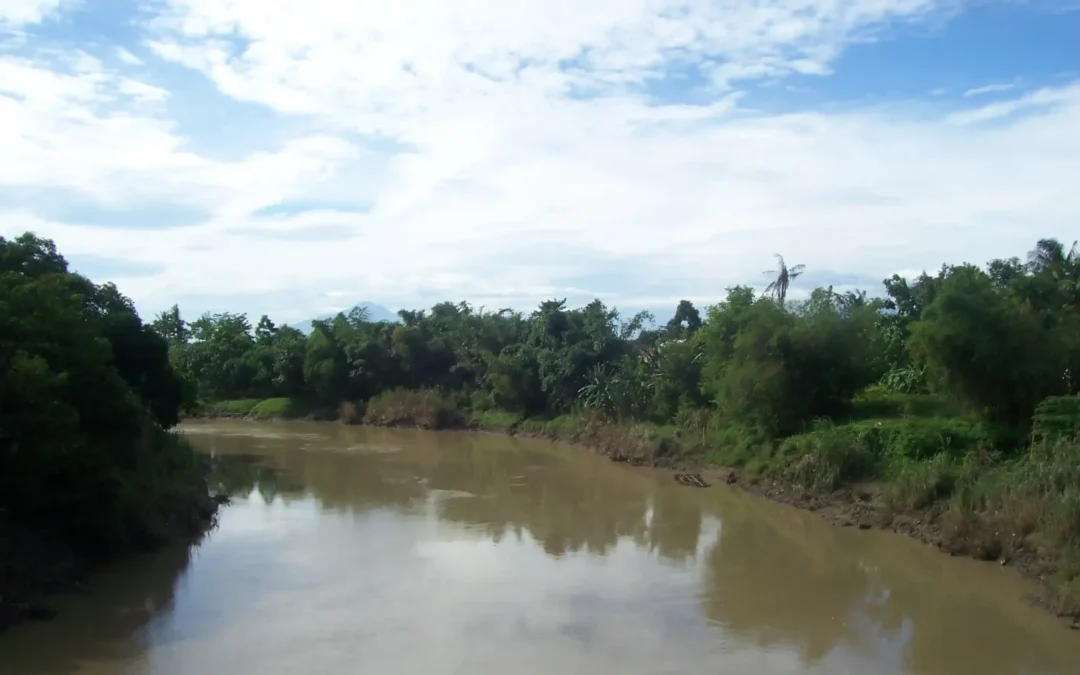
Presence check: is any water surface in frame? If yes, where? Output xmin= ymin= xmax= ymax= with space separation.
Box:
xmin=3 ymin=419 xmax=1079 ymax=674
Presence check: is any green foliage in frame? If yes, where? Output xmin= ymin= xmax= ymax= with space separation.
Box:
xmin=847 ymin=417 xmax=994 ymax=461
xmin=0 ymin=232 xmax=215 ymax=560
xmin=909 ymin=265 xmax=1070 ymax=428
xmin=203 ymin=399 xmax=261 ymax=416
xmin=1032 ymin=395 xmax=1080 ymax=444
xmin=849 ymin=386 xmax=950 ymax=420
xmin=158 ymin=237 xmax=1080 ymax=454
xmin=943 ymin=436 xmax=1080 ymax=574
xmin=699 ymin=286 xmax=879 ymax=436
xmin=882 ymin=454 xmax=963 ymax=511
xmin=779 ymin=422 xmax=879 ymax=491
xmin=250 ymin=397 xmax=310 ymax=419
xmin=700 ymin=424 xmax=774 ymax=469
xmin=468 ymin=409 xmax=520 ymax=431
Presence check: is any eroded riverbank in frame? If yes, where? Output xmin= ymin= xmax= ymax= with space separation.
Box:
xmin=5 ymin=419 xmax=1078 ymax=675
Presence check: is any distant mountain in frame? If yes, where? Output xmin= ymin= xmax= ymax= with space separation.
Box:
xmin=291 ymin=301 xmax=400 ymax=334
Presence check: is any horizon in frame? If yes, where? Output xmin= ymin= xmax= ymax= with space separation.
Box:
xmin=2 ymin=1 xmax=1077 ymax=325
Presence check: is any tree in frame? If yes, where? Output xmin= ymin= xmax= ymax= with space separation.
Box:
xmin=764 ymin=254 xmax=805 ymax=308
xmin=151 ymin=305 xmax=188 ymax=344
xmin=909 ymin=266 xmax=1068 ymax=430
xmin=0 ymin=232 xmax=213 ymax=558
xmin=665 ymin=300 xmax=702 ymax=339
xmin=1027 ymin=238 xmax=1077 ymax=274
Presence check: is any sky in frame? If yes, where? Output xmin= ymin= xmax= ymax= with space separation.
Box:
xmin=1 ymin=0 xmax=1078 ymax=324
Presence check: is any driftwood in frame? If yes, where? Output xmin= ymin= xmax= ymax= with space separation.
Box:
xmin=674 ymin=473 xmax=709 ymax=488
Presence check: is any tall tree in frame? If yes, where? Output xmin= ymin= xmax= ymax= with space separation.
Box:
xmin=1026 ymin=238 xmax=1077 ymax=274
xmin=764 ymin=254 xmax=805 ymax=308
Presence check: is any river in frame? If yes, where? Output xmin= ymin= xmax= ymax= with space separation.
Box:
xmin=2 ymin=419 xmax=1079 ymax=674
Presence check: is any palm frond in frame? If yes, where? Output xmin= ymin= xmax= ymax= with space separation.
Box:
xmin=1027 ymin=238 xmax=1065 ymax=271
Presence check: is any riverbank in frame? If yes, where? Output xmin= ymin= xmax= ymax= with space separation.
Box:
xmin=196 ymin=397 xmax=337 ymax=421
xmin=191 ymin=392 xmax=1080 ymax=626
xmin=0 ymin=448 xmax=225 ymax=636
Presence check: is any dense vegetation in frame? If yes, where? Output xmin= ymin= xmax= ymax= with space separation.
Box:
xmin=0 ymin=233 xmax=217 ymax=630
xmin=165 ymin=239 xmax=1080 ymax=441
xmin=159 ymin=237 xmax=1080 ymax=614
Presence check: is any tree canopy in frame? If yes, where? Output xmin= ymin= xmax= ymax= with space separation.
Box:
xmin=1 ymin=233 xmax=213 ymax=559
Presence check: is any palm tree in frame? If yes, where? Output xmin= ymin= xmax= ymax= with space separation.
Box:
xmin=763 ymin=254 xmax=805 ymax=308
xmin=1026 ymin=238 xmax=1077 ymax=274
xmin=1027 ymin=238 xmax=1080 ymax=309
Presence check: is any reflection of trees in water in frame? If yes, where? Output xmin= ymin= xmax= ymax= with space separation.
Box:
xmin=428 ymin=441 xmax=653 ymax=557
xmin=203 ymin=438 xmax=426 ymax=514
xmin=424 ymin=436 xmax=707 ymax=564
xmin=0 ymin=541 xmax=198 ymax=674
xmin=700 ymin=497 xmax=1080 ymax=675
xmin=851 ymin=553 xmax=1080 ymax=675
xmin=197 ymin=423 xmax=710 ymax=564
xmin=207 ymin=453 xmax=302 ymax=504
xmin=702 ymin=501 xmax=881 ymax=666
xmin=646 ymin=488 xmax=702 ymax=562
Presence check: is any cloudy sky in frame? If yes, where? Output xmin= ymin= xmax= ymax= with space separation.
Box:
xmin=1 ymin=0 xmax=1077 ymax=323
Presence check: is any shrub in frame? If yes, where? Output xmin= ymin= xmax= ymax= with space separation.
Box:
xmin=847 ymin=416 xmax=993 ymax=461
xmin=576 ymin=414 xmax=680 ymax=465
xmin=338 ymin=400 xmax=363 ymax=425
xmin=700 ymin=424 xmax=773 ymax=468
xmin=469 ymin=409 xmax=519 ymax=431
xmin=1032 ymin=395 xmax=1080 ymax=444
xmin=849 ymin=385 xmax=952 ymax=420
xmin=945 ymin=437 xmax=1080 ymax=567
xmin=882 ymin=453 xmax=960 ymax=511
xmin=362 ymin=389 xmax=466 ymax=430
xmin=778 ymin=421 xmax=878 ymax=491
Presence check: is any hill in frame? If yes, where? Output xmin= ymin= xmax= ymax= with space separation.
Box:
xmin=292 ymin=301 xmax=399 ymax=334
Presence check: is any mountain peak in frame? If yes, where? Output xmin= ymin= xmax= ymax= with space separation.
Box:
xmin=291 ymin=301 xmax=400 ymax=334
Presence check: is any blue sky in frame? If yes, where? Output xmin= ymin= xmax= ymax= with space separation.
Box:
xmin=1 ymin=0 xmax=1078 ymax=325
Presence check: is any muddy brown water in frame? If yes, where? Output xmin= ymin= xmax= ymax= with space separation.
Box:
xmin=3 ymin=420 xmax=1080 ymax=674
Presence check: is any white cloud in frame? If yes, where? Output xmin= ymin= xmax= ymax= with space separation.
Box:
xmin=0 ymin=0 xmax=71 ymax=26
xmin=963 ymin=82 xmax=1016 ymax=97
xmin=1 ymin=1 xmax=1078 ymax=323
xmin=115 ymin=47 xmax=144 ymax=66
xmin=946 ymin=85 xmax=1077 ymax=124
xmin=118 ymin=77 xmax=168 ymax=102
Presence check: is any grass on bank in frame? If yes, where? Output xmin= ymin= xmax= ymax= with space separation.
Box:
xmin=197 ymin=397 xmax=331 ymax=420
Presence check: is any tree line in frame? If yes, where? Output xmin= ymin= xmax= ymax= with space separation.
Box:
xmin=157 ymin=238 xmax=1080 ymax=444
